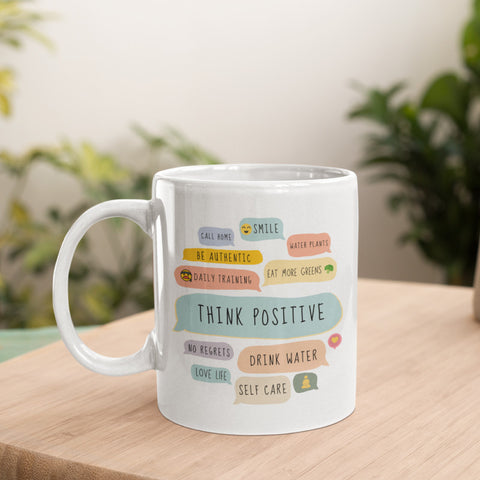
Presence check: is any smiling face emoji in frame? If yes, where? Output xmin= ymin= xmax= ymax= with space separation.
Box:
xmin=180 ymin=269 xmax=192 ymax=282
xmin=241 ymin=223 xmax=252 ymax=235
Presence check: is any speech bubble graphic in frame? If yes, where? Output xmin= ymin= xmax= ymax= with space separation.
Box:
xmin=184 ymin=340 xmax=234 ymax=360
xmin=175 ymin=266 xmax=261 ymax=292
xmin=264 ymin=258 xmax=337 ymax=286
xmin=234 ymin=376 xmax=291 ymax=404
xmin=328 ymin=333 xmax=342 ymax=349
xmin=239 ymin=217 xmax=284 ymax=241
xmin=183 ymin=248 xmax=263 ymax=265
xmin=174 ymin=293 xmax=342 ymax=339
xmin=287 ymin=233 xmax=332 ymax=257
xmin=237 ymin=340 xmax=328 ymax=374
xmin=198 ymin=227 xmax=235 ymax=246
xmin=191 ymin=364 xmax=232 ymax=384
xmin=293 ymin=372 xmax=318 ymax=393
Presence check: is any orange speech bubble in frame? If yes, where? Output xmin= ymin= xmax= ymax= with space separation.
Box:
xmin=287 ymin=233 xmax=331 ymax=257
xmin=237 ymin=340 xmax=328 ymax=374
xmin=175 ymin=266 xmax=261 ymax=291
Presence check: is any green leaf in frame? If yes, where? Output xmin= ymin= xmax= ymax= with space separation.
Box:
xmin=17 ymin=24 xmax=54 ymax=51
xmin=420 ymin=73 xmax=469 ymax=128
xmin=69 ymin=262 xmax=90 ymax=281
xmin=0 ymin=147 xmax=54 ymax=175
xmin=475 ymin=0 xmax=480 ymax=15
xmin=0 ymin=69 xmax=14 ymax=115
xmin=348 ymin=82 xmax=406 ymax=125
xmin=396 ymin=102 xmax=418 ymax=121
xmin=0 ymin=69 xmax=15 ymax=91
xmin=83 ymin=283 xmax=116 ymax=324
xmin=385 ymin=82 xmax=408 ymax=100
xmin=8 ymin=244 xmax=30 ymax=261
xmin=360 ymin=156 xmax=406 ymax=168
xmin=47 ymin=207 xmax=61 ymax=222
xmin=132 ymin=124 xmax=167 ymax=149
xmin=463 ymin=16 xmax=480 ymax=76
xmin=23 ymin=239 xmax=59 ymax=273
xmin=388 ymin=192 xmax=409 ymax=212
xmin=134 ymin=124 xmax=221 ymax=165
xmin=9 ymin=200 xmax=30 ymax=225
xmin=73 ymin=143 xmax=128 ymax=185
xmin=0 ymin=35 xmax=21 ymax=48
xmin=0 ymin=93 xmax=10 ymax=115
xmin=0 ymin=1 xmax=53 ymax=51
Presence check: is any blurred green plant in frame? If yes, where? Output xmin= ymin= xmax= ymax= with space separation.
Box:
xmin=0 ymin=0 xmax=52 ymax=115
xmin=0 ymin=1 xmax=221 ymax=328
xmin=348 ymin=0 xmax=480 ymax=286
xmin=0 ymin=129 xmax=221 ymax=328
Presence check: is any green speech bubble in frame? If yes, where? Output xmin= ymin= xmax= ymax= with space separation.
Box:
xmin=191 ymin=364 xmax=232 ymax=384
xmin=239 ymin=217 xmax=284 ymax=241
xmin=174 ymin=293 xmax=342 ymax=339
xmin=293 ymin=372 xmax=318 ymax=393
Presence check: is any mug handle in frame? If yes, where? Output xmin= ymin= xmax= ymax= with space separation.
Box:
xmin=52 ymin=199 xmax=156 ymax=376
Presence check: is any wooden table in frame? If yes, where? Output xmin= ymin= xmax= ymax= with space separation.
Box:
xmin=1 ymin=279 xmax=479 ymax=479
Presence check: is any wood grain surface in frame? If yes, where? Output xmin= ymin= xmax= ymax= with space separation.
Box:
xmin=1 ymin=279 xmax=479 ymax=479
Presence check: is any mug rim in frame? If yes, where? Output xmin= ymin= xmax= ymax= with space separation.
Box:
xmin=154 ymin=164 xmax=356 ymax=186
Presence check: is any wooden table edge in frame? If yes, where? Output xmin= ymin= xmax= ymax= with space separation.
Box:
xmin=0 ymin=441 xmax=156 ymax=480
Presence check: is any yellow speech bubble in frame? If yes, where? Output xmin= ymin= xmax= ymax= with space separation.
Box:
xmin=237 ymin=340 xmax=328 ymax=374
xmin=183 ymin=248 xmax=263 ymax=265
xmin=264 ymin=257 xmax=337 ymax=286
xmin=234 ymin=376 xmax=291 ymax=405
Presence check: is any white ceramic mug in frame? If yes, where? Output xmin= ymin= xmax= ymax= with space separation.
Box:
xmin=53 ymin=164 xmax=358 ymax=435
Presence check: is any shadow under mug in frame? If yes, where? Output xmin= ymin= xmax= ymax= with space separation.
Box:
xmin=53 ymin=164 xmax=358 ymax=435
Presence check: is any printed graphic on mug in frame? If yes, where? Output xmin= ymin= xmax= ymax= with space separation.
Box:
xmin=174 ymin=266 xmax=261 ymax=291
xmin=198 ymin=227 xmax=235 ymax=246
xmin=174 ymin=218 xmax=344 ymax=406
xmin=287 ymin=233 xmax=332 ymax=257
xmin=263 ymin=258 xmax=337 ymax=286
xmin=174 ymin=292 xmax=342 ymax=338
xmin=239 ymin=218 xmax=284 ymax=241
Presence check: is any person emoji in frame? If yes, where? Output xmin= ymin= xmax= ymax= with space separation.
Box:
xmin=301 ymin=375 xmax=311 ymax=390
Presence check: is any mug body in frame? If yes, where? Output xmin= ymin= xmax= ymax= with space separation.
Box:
xmin=151 ymin=164 xmax=358 ymax=435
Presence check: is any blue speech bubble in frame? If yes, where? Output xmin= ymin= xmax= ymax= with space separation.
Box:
xmin=191 ymin=364 xmax=232 ymax=384
xmin=198 ymin=227 xmax=234 ymax=246
xmin=174 ymin=293 xmax=342 ymax=339
xmin=239 ymin=218 xmax=284 ymax=241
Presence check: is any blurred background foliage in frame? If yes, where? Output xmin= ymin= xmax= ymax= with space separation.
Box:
xmin=0 ymin=0 xmax=220 ymax=328
xmin=0 ymin=0 xmax=52 ymax=115
xmin=349 ymin=0 xmax=480 ymax=286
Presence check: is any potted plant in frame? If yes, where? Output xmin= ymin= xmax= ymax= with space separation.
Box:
xmin=349 ymin=0 xmax=480 ymax=286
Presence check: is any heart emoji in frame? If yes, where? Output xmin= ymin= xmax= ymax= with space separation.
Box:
xmin=328 ymin=333 xmax=342 ymax=349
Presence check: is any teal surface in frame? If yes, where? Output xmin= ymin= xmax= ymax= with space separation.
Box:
xmin=0 ymin=326 xmax=94 ymax=363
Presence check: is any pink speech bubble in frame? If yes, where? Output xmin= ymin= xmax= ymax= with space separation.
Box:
xmin=287 ymin=233 xmax=332 ymax=257
xmin=328 ymin=333 xmax=342 ymax=349
xmin=175 ymin=265 xmax=261 ymax=291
